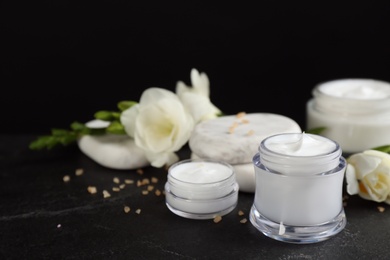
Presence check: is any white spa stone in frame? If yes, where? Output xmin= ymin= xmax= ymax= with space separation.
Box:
xmin=78 ymin=134 xmax=149 ymax=170
xmin=85 ymin=119 xmax=110 ymax=129
xmin=191 ymin=152 xmax=255 ymax=193
xmin=230 ymin=162 xmax=256 ymax=193
xmin=189 ymin=113 xmax=302 ymax=165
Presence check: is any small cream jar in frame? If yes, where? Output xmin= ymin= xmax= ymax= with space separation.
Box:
xmin=250 ymin=133 xmax=346 ymax=244
xmin=165 ymin=159 xmax=239 ymax=219
xmin=306 ymin=78 xmax=390 ymax=154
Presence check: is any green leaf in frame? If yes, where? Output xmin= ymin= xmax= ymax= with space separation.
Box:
xmin=111 ymin=112 xmax=121 ymax=120
xmin=70 ymin=121 xmax=88 ymax=132
xmin=372 ymin=145 xmax=390 ymax=153
xmin=30 ymin=109 xmax=127 ymax=151
xmin=118 ymin=101 xmax=137 ymax=112
xmin=29 ymin=123 xmax=89 ymax=150
xmin=51 ymin=128 xmax=69 ymax=136
xmin=59 ymin=134 xmax=78 ymax=146
xmin=29 ymin=132 xmax=78 ymax=150
xmin=89 ymin=128 xmax=107 ymax=136
xmin=305 ymin=127 xmax=326 ymax=135
xmin=94 ymin=111 xmax=117 ymax=121
xmin=106 ymin=120 xmax=126 ymax=135
xmin=29 ymin=136 xmax=55 ymax=150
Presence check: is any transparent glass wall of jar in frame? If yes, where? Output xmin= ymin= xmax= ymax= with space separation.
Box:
xmin=306 ymin=78 xmax=390 ymax=154
xmin=249 ymin=133 xmax=347 ymax=244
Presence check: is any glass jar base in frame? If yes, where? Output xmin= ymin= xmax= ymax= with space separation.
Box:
xmin=165 ymin=181 xmax=239 ymax=220
xmin=249 ymin=205 xmax=346 ymax=244
xmin=166 ymin=202 xmax=237 ymax=220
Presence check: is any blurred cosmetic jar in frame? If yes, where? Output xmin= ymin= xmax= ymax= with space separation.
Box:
xmin=165 ymin=158 xmax=239 ymax=219
xmin=249 ymin=133 xmax=347 ymax=244
xmin=306 ymin=78 xmax=390 ymax=154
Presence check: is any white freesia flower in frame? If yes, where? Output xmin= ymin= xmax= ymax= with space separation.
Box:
xmin=346 ymin=149 xmax=390 ymax=204
xmin=120 ymin=87 xmax=195 ymax=168
xmin=176 ymin=68 xmax=221 ymax=123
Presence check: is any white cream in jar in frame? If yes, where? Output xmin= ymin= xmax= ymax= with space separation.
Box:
xmin=165 ymin=159 xmax=238 ymax=219
xmin=306 ymin=78 xmax=390 ymax=154
xmin=250 ymin=133 xmax=346 ymax=244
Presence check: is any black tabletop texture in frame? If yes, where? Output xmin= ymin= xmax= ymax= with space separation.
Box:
xmin=0 ymin=134 xmax=389 ymax=259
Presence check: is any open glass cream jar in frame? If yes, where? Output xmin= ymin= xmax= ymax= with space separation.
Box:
xmin=250 ymin=133 xmax=347 ymax=244
xmin=306 ymin=78 xmax=390 ymax=154
xmin=165 ymin=158 xmax=239 ymax=219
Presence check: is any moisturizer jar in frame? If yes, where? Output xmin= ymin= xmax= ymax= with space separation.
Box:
xmin=306 ymin=78 xmax=390 ymax=154
xmin=250 ymin=133 xmax=347 ymax=244
xmin=165 ymin=158 xmax=239 ymax=219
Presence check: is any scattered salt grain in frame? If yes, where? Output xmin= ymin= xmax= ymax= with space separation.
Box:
xmin=151 ymin=177 xmax=158 ymax=183
xmin=63 ymin=175 xmax=70 ymax=182
xmin=124 ymin=179 xmax=134 ymax=184
xmin=138 ymin=178 xmax=150 ymax=187
xmin=113 ymin=177 xmax=120 ymax=184
xmin=247 ymin=130 xmax=255 ymax=136
xmin=87 ymin=186 xmax=97 ymax=194
xmin=103 ymin=190 xmax=111 ymax=198
xmin=155 ymin=189 xmax=162 ymax=196
xmin=136 ymin=169 xmax=144 ymax=175
xmin=228 ymin=121 xmax=239 ymax=134
xmin=124 ymin=206 xmax=131 ymax=213
xmin=75 ymin=168 xmax=84 ymax=176
xmin=238 ymin=210 xmax=245 ymax=216
xmin=112 ymin=187 xmax=120 ymax=192
xmin=240 ymin=218 xmax=248 ymax=224
xmin=135 ymin=209 xmax=141 ymax=214
xmin=378 ymin=206 xmax=385 ymax=213
xmin=236 ymin=112 xmax=246 ymax=118
xmin=213 ymin=215 xmax=222 ymax=223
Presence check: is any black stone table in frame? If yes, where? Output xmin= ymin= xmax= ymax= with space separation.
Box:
xmin=1 ymin=134 xmax=389 ymax=259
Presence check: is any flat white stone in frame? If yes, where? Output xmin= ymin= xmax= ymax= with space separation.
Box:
xmin=78 ymin=134 xmax=149 ymax=170
xmin=189 ymin=113 xmax=302 ymax=165
xmin=191 ymin=152 xmax=255 ymax=193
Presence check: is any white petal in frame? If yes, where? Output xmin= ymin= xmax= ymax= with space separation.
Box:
xmin=345 ymin=164 xmax=359 ymax=195
xmin=140 ymin=87 xmax=179 ymax=106
xmin=145 ymin=150 xmax=179 ymax=168
xmin=134 ymin=91 xmax=194 ymax=153
xmin=190 ymin=68 xmax=209 ymax=96
xmin=364 ymin=150 xmax=390 ymax=168
xmin=364 ymin=149 xmax=390 ymax=159
xmin=347 ymin=153 xmax=381 ymax=179
xmin=180 ymin=92 xmax=221 ymax=123
xmin=359 ymin=180 xmax=387 ymax=203
xmin=358 ymin=187 xmax=378 ymax=202
xmin=175 ymin=81 xmax=190 ymax=98
xmin=120 ymin=104 xmax=139 ymax=138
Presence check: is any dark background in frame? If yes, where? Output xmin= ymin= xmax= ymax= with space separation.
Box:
xmin=2 ymin=1 xmax=390 ymax=134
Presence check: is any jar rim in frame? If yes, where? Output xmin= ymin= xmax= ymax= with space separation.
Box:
xmin=313 ymin=78 xmax=390 ymax=101
xmin=168 ymin=158 xmax=235 ymax=185
xmin=258 ymin=133 xmax=342 ymax=176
